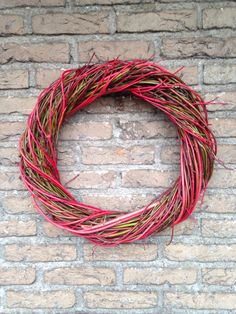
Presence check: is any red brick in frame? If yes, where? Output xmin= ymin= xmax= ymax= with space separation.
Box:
xmin=0 ymin=70 xmax=28 ymax=89
xmin=0 ymin=15 xmax=25 ymax=35
xmin=79 ymin=40 xmax=155 ymax=62
xmin=32 ymin=12 xmax=110 ymax=34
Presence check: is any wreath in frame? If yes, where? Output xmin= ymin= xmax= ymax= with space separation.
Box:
xmin=19 ymin=59 xmax=217 ymax=246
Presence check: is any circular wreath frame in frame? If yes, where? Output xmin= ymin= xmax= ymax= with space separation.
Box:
xmin=19 ymin=59 xmax=217 ymax=246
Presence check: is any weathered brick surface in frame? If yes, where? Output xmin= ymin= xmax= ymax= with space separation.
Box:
xmin=84 ymin=244 xmax=158 ymax=261
xmin=0 ymin=220 xmax=36 ymax=236
xmin=79 ymin=40 xmax=155 ymax=62
xmin=0 ymin=70 xmax=28 ymax=89
xmin=162 ymin=37 xmax=236 ymax=58
xmin=124 ymin=267 xmax=197 ymax=284
xmin=0 ymin=267 xmax=35 ymax=285
xmin=84 ymin=291 xmax=158 ymax=308
xmin=203 ymin=7 xmax=236 ymax=29
xmin=204 ymin=64 xmax=236 ymax=84
xmin=116 ymin=10 xmax=197 ymax=32
xmin=164 ymin=292 xmax=236 ymax=309
xmin=202 ymin=268 xmax=236 ymax=285
xmin=81 ymin=145 xmax=155 ymax=164
xmin=32 ymin=12 xmax=111 ymax=34
xmin=7 ymin=290 xmax=75 ymax=308
xmin=0 ymin=15 xmax=25 ymax=35
xmin=44 ymin=267 xmax=116 ymax=285
xmin=5 ymin=244 xmax=77 ymax=261
xmin=0 ymin=2 xmax=235 ymax=313
xmin=0 ymin=0 xmax=65 ymax=8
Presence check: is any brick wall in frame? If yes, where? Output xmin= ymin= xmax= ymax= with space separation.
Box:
xmin=0 ymin=0 xmax=236 ymax=313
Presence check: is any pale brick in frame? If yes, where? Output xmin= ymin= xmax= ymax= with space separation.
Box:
xmin=165 ymin=292 xmax=236 ymax=309
xmin=0 ymin=96 xmax=36 ymax=114
xmin=122 ymin=169 xmax=178 ymax=188
xmin=0 ymin=121 xmax=25 ymax=141
xmin=42 ymin=221 xmax=72 ymax=237
xmin=0 ymin=42 xmax=69 ymax=64
xmin=0 ymin=146 xmax=19 ymax=167
xmin=202 ymin=268 xmax=236 ymax=285
xmin=210 ymin=118 xmax=236 ymax=137
xmin=0 ymin=172 xmax=24 ymax=190
xmin=35 ymin=68 xmax=61 ymax=88
xmin=79 ymin=40 xmax=155 ymax=62
xmin=117 ymin=10 xmax=197 ymax=32
xmin=203 ymin=7 xmax=236 ymax=29
xmin=124 ymin=267 xmax=197 ymax=284
xmin=2 ymin=195 xmax=35 ymax=214
xmin=0 ymin=220 xmax=36 ymax=237
xmin=0 ymin=0 xmax=64 ymax=8
xmin=0 ymin=15 xmax=24 ymax=35
xmin=44 ymin=267 xmax=115 ymax=285
xmin=164 ymin=243 xmax=236 ymax=261
xmin=160 ymin=145 xmax=180 ymax=164
xmin=204 ymin=91 xmax=236 ymax=111
xmin=5 ymin=244 xmax=76 ymax=261
xmin=171 ymin=66 xmax=198 ymax=85
xmin=200 ymin=194 xmax=236 ymax=213
xmin=162 ymin=37 xmax=236 ymax=58
xmin=61 ymin=121 xmax=112 ymax=140
xmin=0 ymin=70 xmax=28 ymax=89
xmin=208 ymin=169 xmax=236 ymax=189
xmin=84 ymin=243 xmax=157 ymax=261
xmin=84 ymin=291 xmax=157 ymax=309
xmin=216 ymin=144 xmax=236 ymax=164
xmin=32 ymin=12 xmax=110 ymax=34
xmin=202 ymin=219 xmax=236 ymax=238
xmin=61 ymin=171 xmax=116 ymax=189
xmin=84 ymin=95 xmax=155 ymax=114
xmin=119 ymin=120 xmax=176 ymax=139
xmin=7 ymin=290 xmax=75 ymax=309
xmin=0 ymin=267 xmax=35 ymax=285
xmin=57 ymin=145 xmax=77 ymax=166
xmin=81 ymin=193 xmax=155 ymax=211
xmin=204 ymin=64 xmax=236 ymax=84
xmin=76 ymin=0 xmax=151 ymax=4
xmin=81 ymin=145 xmax=155 ymax=165
xmin=159 ymin=218 xmax=197 ymax=236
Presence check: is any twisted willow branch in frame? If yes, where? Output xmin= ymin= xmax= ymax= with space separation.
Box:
xmin=19 ymin=59 xmax=217 ymax=246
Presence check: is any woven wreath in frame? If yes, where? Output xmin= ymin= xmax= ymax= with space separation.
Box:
xmin=19 ymin=59 xmax=217 ymax=246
